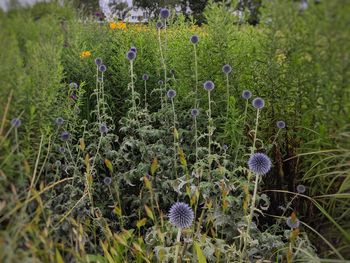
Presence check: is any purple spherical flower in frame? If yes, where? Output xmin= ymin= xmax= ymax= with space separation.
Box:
xmin=252 ymin=97 xmax=265 ymax=109
xmin=169 ymin=202 xmax=194 ymax=229
xmin=203 ymin=80 xmax=215 ymax=91
xmin=99 ymin=123 xmax=108 ymax=134
xmin=58 ymin=146 xmax=65 ymax=153
xmin=242 ymin=90 xmax=252 ymax=100
xmin=55 ymin=117 xmax=65 ymax=126
xmin=60 ymin=131 xmax=70 ymax=141
xmin=103 ymin=177 xmax=112 ymax=185
xmin=55 ymin=160 xmax=62 ymax=167
xmin=156 ymin=21 xmax=163 ymax=29
xmin=126 ymin=50 xmax=136 ymax=61
xmin=69 ymin=82 xmax=78 ymax=89
xmin=191 ymin=108 xmax=200 ymax=117
xmin=276 ymin=120 xmax=286 ymax=129
xmin=142 ymin=74 xmax=149 ymax=81
xmin=158 ymin=80 xmax=164 ymax=86
xmin=130 ymin=46 xmax=137 ymax=53
xmin=99 ymin=65 xmax=107 ymax=72
xmin=190 ymin=35 xmax=199 ymax=44
xmin=223 ymin=144 xmax=228 ymax=151
xmin=222 ymin=64 xmax=232 ymax=74
xmin=160 ymin=8 xmax=170 ymax=19
xmin=167 ymin=89 xmax=176 ymax=99
xmin=11 ymin=118 xmax=22 ymax=128
xmin=95 ymin=58 xmax=103 ymax=66
xmin=296 ymin=184 xmax=306 ymax=194
xmin=248 ymin=152 xmax=272 ymax=175
xmin=286 ymin=216 xmax=300 ymax=229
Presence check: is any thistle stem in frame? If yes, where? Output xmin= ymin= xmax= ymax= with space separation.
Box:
xmin=130 ymin=60 xmax=136 ymax=113
xmin=208 ymin=90 xmax=212 ymax=179
xmin=251 ymin=109 xmax=260 ymax=154
xmin=193 ymin=44 xmax=198 ymax=108
xmin=171 ymin=98 xmax=177 ymax=178
xmin=174 ymin=228 xmax=182 ymax=263
xmin=144 ymin=80 xmax=148 ymax=110
xmin=226 ymin=74 xmax=230 ymax=117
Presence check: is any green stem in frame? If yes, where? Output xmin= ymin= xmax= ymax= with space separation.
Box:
xmin=171 ymin=98 xmax=177 ymax=178
xmin=193 ymin=44 xmax=198 ymax=108
xmin=130 ymin=60 xmax=136 ymax=113
xmin=174 ymin=228 xmax=182 ymax=263
xmin=208 ymin=90 xmax=212 ymax=179
xmin=226 ymin=74 xmax=230 ymax=117
xmin=251 ymin=109 xmax=260 ymax=154
xmin=144 ymin=80 xmax=148 ymax=110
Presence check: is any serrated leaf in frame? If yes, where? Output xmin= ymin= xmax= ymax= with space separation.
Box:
xmin=144 ymin=205 xmax=154 ymax=221
xmin=194 ymin=242 xmax=207 ymax=263
xmin=178 ymin=148 xmax=187 ymax=167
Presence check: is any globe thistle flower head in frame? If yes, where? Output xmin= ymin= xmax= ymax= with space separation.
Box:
xmin=55 ymin=117 xmax=65 ymax=126
xmin=296 ymin=184 xmax=306 ymax=194
xmin=160 ymin=8 xmax=170 ymax=19
xmin=156 ymin=21 xmax=163 ymax=29
xmin=203 ymin=80 xmax=215 ymax=91
xmin=60 ymin=131 xmax=70 ymax=141
xmin=142 ymin=74 xmax=149 ymax=81
xmin=169 ymin=202 xmax=194 ymax=229
xmin=11 ymin=118 xmax=22 ymax=128
xmin=158 ymin=80 xmax=164 ymax=86
xmin=55 ymin=160 xmax=62 ymax=167
xmin=190 ymin=35 xmax=199 ymax=45
xmin=191 ymin=108 xmax=199 ymax=117
xmin=222 ymin=64 xmax=232 ymax=74
xmin=223 ymin=144 xmax=228 ymax=151
xmin=99 ymin=123 xmax=108 ymax=134
xmin=167 ymin=89 xmax=176 ymax=99
xmin=130 ymin=46 xmax=137 ymax=53
xmin=248 ymin=152 xmax=272 ymax=175
xmin=58 ymin=146 xmax=65 ymax=153
xmin=242 ymin=90 xmax=252 ymax=100
xmin=126 ymin=50 xmax=136 ymax=61
xmin=276 ymin=120 xmax=286 ymax=129
xmin=286 ymin=212 xmax=300 ymax=229
xmin=252 ymin=97 xmax=265 ymax=109
xmin=95 ymin=58 xmax=102 ymax=66
xmin=103 ymin=177 xmax=112 ymax=185
xmin=99 ymin=64 xmax=107 ymax=72
xmin=69 ymin=82 xmax=78 ymax=89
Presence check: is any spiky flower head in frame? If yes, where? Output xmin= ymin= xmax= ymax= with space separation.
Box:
xmin=95 ymin=58 xmax=103 ymax=66
xmin=103 ymin=177 xmax=112 ymax=185
xmin=223 ymin=144 xmax=228 ymax=151
xmin=126 ymin=50 xmax=136 ymax=61
xmin=252 ymin=97 xmax=265 ymax=109
xmin=55 ymin=117 xmax=65 ymax=126
xmin=158 ymin=80 xmax=164 ymax=86
xmin=99 ymin=65 xmax=107 ymax=72
xmin=160 ymin=8 xmax=170 ymax=19
xmin=276 ymin=120 xmax=286 ymax=129
xmin=156 ymin=21 xmax=163 ymax=29
xmin=58 ymin=146 xmax=65 ymax=153
xmin=248 ymin=152 xmax=272 ymax=175
xmin=130 ymin=47 xmax=137 ymax=54
xmin=286 ymin=212 xmax=300 ymax=229
xmin=203 ymin=80 xmax=215 ymax=91
xmin=191 ymin=108 xmax=200 ymax=117
xmin=11 ymin=118 xmax=22 ymax=128
xmin=190 ymin=35 xmax=199 ymax=44
xmin=222 ymin=64 xmax=232 ymax=74
xmin=242 ymin=90 xmax=252 ymax=100
xmin=142 ymin=74 xmax=149 ymax=81
xmin=167 ymin=89 xmax=176 ymax=99
xmin=296 ymin=184 xmax=306 ymax=193
xmin=69 ymin=82 xmax=78 ymax=89
xmin=169 ymin=202 xmax=194 ymax=229
xmin=60 ymin=131 xmax=70 ymax=141
xmin=55 ymin=160 xmax=62 ymax=167
xmin=99 ymin=123 xmax=108 ymax=134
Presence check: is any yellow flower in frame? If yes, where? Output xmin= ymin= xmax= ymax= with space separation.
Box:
xmin=80 ymin=50 xmax=91 ymax=59
xmin=275 ymin=50 xmax=286 ymax=65
xmin=109 ymin=21 xmax=126 ymax=30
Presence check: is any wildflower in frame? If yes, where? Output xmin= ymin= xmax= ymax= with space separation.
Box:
xmin=95 ymin=58 xmax=103 ymax=66
xmin=276 ymin=120 xmax=286 ymax=129
xmin=60 ymin=131 xmax=70 ymax=141
xmin=109 ymin=21 xmax=126 ymax=30
xmin=142 ymin=74 xmax=149 ymax=81
xmin=286 ymin=212 xmax=300 ymax=229
xmin=169 ymin=202 xmax=194 ymax=229
xmin=58 ymin=146 xmax=65 ymax=153
xmin=55 ymin=160 xmax=62 ymax=167
xmin=222 ymin=64 xmax=232 ymax=74
xmin=99 ymin=123 xmax=108 ymax=134
xmin=80 ymin=50 xmax=91 ymax=59
xmin=296 ymin=184 xmax=306 ymax=193
xmin=190 ymin=35 xmax=199 ymax=44
xmin=203 ymin=80 xmax=215 ymax=91
xmin=252 ymin=97 xmax=265 ymax=109
xmin=103 ymin=177 xmax=112 ymax=185
xmin=156 ymin=21 xmax=163 ymax=29
xmin=55 ymin=117 xmax=65 ymax=126
xmin=191 ymin=108 xmax=200 ymax=117
xmin=223 ymin=144 xmax=228 ymax=151
xmin=99 ymin=65 xmax=107 ymax=72
xmin=69 ymin=82 xmax=78 ymax=89
xmin=158 ymin=80 xmax=164 ymax=86
xmin=248 ymin=152 xmax=272 ymax=175
xmin=126 ymin=50 xmax=136 ymax=61
xmin=167 ymin=89 xmax=176 ymax=99
xmin=242 ymin=90 xmax=252 ymax=100
xmin=160 ymin=8 xmax=170 ymax=19
xmin=130 ymin=46 xmax=137 ymax=53
xmin=11 ymin=118 xmax=22 ymax=128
